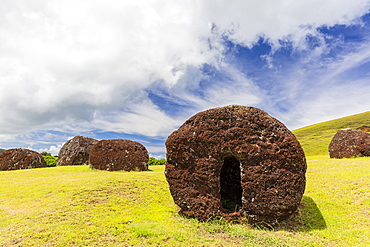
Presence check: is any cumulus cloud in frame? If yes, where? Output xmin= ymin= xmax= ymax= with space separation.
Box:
xmin=37 ymin=143 xmax=63 ymax=156
xmin=0 ymin=0 xmax=369 ymax=151
xmin=94 ymin=96 xmax=183 ymax=137
xmin=0 ymin=0 xmax=218 ymax=134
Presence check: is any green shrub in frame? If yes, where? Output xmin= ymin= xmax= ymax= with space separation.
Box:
xmin=41 ymin=152 xmax=58 ymax=167
xmin=148 ymin=157 xmax=166 ymax=166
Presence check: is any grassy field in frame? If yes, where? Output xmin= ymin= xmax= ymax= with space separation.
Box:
xmin=1 ymin=112 xmax=369 ymax=246
xmin=0 ymin=156 xmax=369 ymax=246
xmin=293 ymin=111 xmax=370 ymax=156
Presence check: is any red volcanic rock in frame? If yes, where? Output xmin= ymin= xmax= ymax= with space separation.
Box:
xmin=329 ymin=129 xmax=370 ymax=158
xmin=57 ymin=136 xmax=98 ymax=166
xmin=356 ymin=126 xmax=370 ymax=133
xmin=89 ymin=139 xmax=149 ymax=171
xmin=165 ymin=105 xmax=307 ymax=225
xmin=0 ymin=148 xmax=46 ymax=171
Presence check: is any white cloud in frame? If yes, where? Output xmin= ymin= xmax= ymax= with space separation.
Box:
xmin=0 ymin=0 xmax=369 ymax=149
xmin=185 ymin=65 xmax=263 ymax=111
xmin=268 ymin=42 xmax=370 ymax=130
xmin=289 ymin=82 xmax=370 ymax=129
xmin=146 ymin=146 xmax=166 ymax=153
xmin=93 ymin=97 xmax=183 ymax=137
xmin=324 ymin=43 xmax=370 ymax=82
xmin=201 ymin=0 xmax=368 ymax=47
xmin=0 ymin=0 xmax=219 ymax=134
xmin=37 ymin=144 xmax=63 ymax=156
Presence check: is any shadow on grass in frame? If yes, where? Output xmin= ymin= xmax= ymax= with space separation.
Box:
xmin=176 ymin=196 xmax=326 ymax=233
xmin=277 ymin=196 xmax=327 ymax=232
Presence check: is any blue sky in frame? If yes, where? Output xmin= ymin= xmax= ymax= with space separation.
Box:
xmin=0 ymin=1 xmax=370 ymax=157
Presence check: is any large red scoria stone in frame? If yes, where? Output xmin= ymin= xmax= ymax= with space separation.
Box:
xmin=89 ymin=139 xmax=149 ymax=171
xmin=165 ymin=105 xmax=307 ymax=225
xmin=329 ymin=129 xmax=370 ymax=158
xmin=0 ymin=148 xmax=46 ymax=171
xmin=57 ymin=135 xmax=98 ymax=166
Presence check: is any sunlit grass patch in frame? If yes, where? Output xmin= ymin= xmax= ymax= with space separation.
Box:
xmin=0 ymin=157 xmax=369 ymax=246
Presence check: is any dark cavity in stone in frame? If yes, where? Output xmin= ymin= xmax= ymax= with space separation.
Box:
xmin=220 ymin=156 xmax=242 ymax=212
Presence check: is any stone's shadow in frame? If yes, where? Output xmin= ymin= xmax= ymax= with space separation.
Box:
xmin=276 ymin=196 xmax=327 ymax=232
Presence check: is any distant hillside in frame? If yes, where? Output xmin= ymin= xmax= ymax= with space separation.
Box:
xmin=293 ymin=111 xmax=370 ymax=156
xmin=0 ymin=149 xmax=5 ymax=154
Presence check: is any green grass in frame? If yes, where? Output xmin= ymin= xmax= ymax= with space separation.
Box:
xmin=293 ymin=111 xmax=370 ymax=156
xmin=0 ymin=157 xmax=369 ymax=246
xmin=1 ymin=112 xmax=370 ymax=246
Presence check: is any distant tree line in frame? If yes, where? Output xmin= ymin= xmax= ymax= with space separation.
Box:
xmin=148 ymin=157 xmax=166 ymax=166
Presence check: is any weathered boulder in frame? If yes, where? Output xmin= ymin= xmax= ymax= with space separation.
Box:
xmin=329 ymin=129 xmax=370 ymax=158
xmin=0 ymin=148 xmax=46 ymax=171
xmin=57 ymin=136 xmax=98 ymax=166
xmin=89 ymin=139 xmax=149 ymax=171
xmin=165 ymin=105 xmax=307 ymax=225
xmin=356 ymin=126 xmax=370 ymax=133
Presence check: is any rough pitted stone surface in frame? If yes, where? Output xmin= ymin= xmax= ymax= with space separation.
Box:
xmin=165 ymin=105 xmax=307 ymax=225
xmin=0 ymin=148 xmax=46 ymax=171
xmin=89 ymin=139 xmax=149 ymax=171
xmin=356 ymin=126 xmax=370 ymax=133
xmin=329 ymin=129 xmax=370 ymax=158
xmin=57 ymin=136 xmax=98 ymax=166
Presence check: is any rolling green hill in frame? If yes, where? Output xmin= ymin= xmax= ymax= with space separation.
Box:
xmin=293 ymin=111 xmax=370 ymax=156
